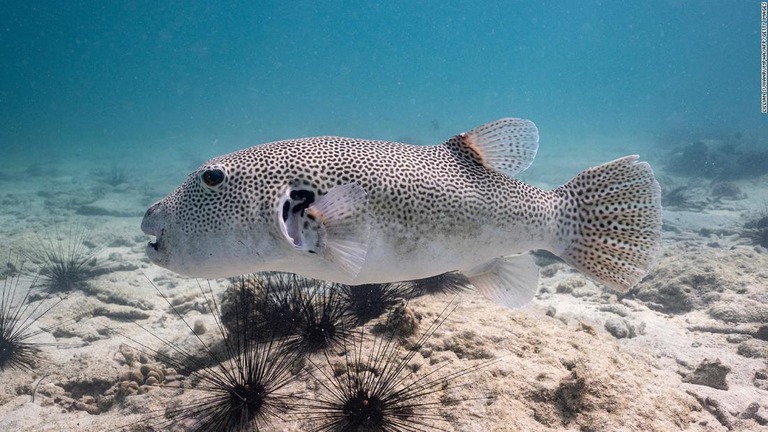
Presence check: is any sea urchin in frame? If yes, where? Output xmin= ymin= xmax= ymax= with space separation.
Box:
xmin=23 ymin=224 xmax=104 ymax=292
xmin=298 ymin=298 xmax=495 ymax=431
xmin=340 ymin=282 xmax=409 ymax=326
xmin=224 ymin=273 xmax=356 ymax=357
xmin=1 ymin=261 xmax=61 ymax=371
xmin=124 ymin=279 xmax=307 ymax=432
xmin=406 ymin=272 xmax=471 ymax=298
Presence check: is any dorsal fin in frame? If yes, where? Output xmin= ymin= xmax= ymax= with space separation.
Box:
xmin=445 ymin=118 xmax=539 ymax=177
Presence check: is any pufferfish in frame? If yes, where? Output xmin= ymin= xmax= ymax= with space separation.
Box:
xmin=141 ymin=118 xmax=662 ymax=308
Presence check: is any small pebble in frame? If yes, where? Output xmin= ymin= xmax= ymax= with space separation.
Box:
xmin=738 ymin=402 xmax=760 ymax=419
xmin=605 ymin=317 xmax=630 ymax=339
xmin=725 ymin=334 xmax=750 ymax=343
xmin=193 ymin=319 xmax=207 ymax=335
xmin=129 ymin=370 xmax=143 ymax=383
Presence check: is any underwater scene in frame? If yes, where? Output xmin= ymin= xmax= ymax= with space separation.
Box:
xmin=1 ymin=1 xmax=766 ymax=431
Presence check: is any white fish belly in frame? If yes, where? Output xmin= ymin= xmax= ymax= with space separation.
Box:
xmin=307 ymin=223 xmax=546 ymax=285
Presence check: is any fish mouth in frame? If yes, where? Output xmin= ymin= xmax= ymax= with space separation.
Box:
xmin=143 ymin=234 xmax=165 ymax=265
xmin=144 ymin=231 xmax=162 ymax=258
xmin=141 ymin=202 xmax=167 ymax=263
xmin=140 ymin=223 xmax=164 ymax=262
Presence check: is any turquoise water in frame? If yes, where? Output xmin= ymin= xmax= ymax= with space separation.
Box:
xmin=2 ymin=3 xmax=768 ymax=431
xmin=1 ymin=1 xmax=760 ymax=167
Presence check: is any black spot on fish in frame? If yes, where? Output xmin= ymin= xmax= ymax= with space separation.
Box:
xmin=282 ymin=201 xmax=290 ymax=222
xmin=290 ymin=190 xmax=316 ymax=214
xmin=290 ymin=189 xmax=315 ymax=204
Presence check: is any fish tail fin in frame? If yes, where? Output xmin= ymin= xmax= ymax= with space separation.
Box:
xmin=551 ymin=155 xmax=662 ymax=292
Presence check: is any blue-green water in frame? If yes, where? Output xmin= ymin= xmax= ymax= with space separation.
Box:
xmin=2 ymin=3 xmax=768 ymax=431
xmin=1 ymin=1 xmax=761 ymax=166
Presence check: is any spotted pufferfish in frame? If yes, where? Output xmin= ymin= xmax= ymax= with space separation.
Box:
xmin=141 ymin=118 xmax=662 ymax=308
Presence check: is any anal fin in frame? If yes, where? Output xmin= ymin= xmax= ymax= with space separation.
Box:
xmin=303 ymin=183 xmax=370 ymax=278
xmin=464 ymin=254 xmax=540 ymax=308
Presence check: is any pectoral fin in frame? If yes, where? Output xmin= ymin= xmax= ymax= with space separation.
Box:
xmin=277 ymin=182 xmax=370 ymax=278
xmin=464 ymin=254 xmax=540 ymax=308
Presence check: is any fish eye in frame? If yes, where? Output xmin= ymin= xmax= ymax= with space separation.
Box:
xmin=201 ymin=168 xmax=226 ymax=187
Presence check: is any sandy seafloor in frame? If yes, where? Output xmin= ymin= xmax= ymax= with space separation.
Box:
xmin=0 ymin=142 xmax=767 ymax=432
